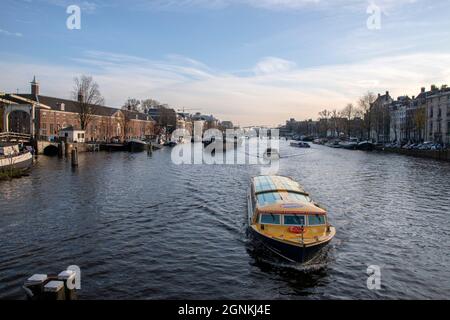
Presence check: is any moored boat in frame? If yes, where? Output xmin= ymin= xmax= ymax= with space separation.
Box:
xmin=247 ymin=175 xmax=336 ymax=263
xmin=290 ymin=141 xmax=311 ymax=148
xmin=127 ymin=139 xmax=148 ymax=152
xmin=326 ymin=140 xmax=343 ymax=148
xmin=0 ymin=144 xmax=33 ymax=171
xmin=356 ymin=141 xmax=375 ymax=151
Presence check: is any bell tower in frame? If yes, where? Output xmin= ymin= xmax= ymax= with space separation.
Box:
xmin=31 ymin=76 xmax=40 ymax=96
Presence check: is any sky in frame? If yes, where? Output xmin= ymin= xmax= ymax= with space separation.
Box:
xmin=1 ymin=0 xmax=450 ymax=126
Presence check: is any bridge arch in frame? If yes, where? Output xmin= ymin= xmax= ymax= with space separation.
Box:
xmin=43 ymin=144 xmax=59 ymax=156
xmin=3 ymin=104 xmax=33 ymax=133
xmin=7 ymin=110 xmax=31 ymax=134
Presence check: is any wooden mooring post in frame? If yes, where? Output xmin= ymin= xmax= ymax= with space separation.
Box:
xmin=23 ymin=269 xmax=78 ymax=300
xmin=58 ymin=141 xmax=65 ymax=158
xmin=71 ymin=147 xmax=78 ymax=167
xmin=147 ymin=141 xmax=153 ymax=156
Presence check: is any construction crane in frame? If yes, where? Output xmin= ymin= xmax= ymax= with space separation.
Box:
xmin=176 ymin=108 xmax=202 ymax=113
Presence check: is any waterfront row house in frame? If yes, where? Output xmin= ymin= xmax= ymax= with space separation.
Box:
xmin=424 ymin=86 xmax=450 ymax=144
xmin=0 ymin=78 xmax=156 ymax=142
xmin=389 ymin=96 xmax=411 ymax=143
xmin=371 ymin=91 xmax=393 ymax=143
xmin=387 ymin=85 xmax=450 ymax=145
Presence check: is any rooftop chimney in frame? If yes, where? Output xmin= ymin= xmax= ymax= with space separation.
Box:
xmin=31 ymin=76 xmax=39 ymax=96
xmin=77 ymin=90 xmax=84 ymax=103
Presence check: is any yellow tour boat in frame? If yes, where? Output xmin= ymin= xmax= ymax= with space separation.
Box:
xmin=247 ymin=175 xmax=336 ymax=263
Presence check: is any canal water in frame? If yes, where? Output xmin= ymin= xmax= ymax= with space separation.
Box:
xmin=1 ymin=141 xmax=449 ymax=299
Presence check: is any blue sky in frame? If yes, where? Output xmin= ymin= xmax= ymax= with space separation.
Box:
xmin=1 ymin=0 xmax=450 ymax=126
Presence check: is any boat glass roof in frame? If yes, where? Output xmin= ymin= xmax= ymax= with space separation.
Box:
xmin=254 ymin=176 xmax=304 ymax=194
xmin=256 ymin=191 xmax=310 ymax=206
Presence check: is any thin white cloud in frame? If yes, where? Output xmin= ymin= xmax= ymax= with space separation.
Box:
xmin=0 ymin=51 xmax=449 ymax=126
xmin=254 ymin=57 xmax=297 ymax=75
xmin=0 ymin=28 xmax=23 ymax=37
xmin=131 ymin=0 xmax=421 ymax=11
xmin=40 ymin=0 xmax=99 ymax=13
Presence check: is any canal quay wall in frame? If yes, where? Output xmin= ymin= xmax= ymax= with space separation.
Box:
xmin=381 ymin=147 xmax=450 ymax=162
xmin=37 ymin=141 xmax=89 ymax=155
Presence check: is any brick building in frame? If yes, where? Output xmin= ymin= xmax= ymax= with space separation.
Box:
xmin=1 ymin=78 xmax=156 ymax=142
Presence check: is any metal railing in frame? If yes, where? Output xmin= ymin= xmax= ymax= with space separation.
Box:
xmin=0 ymin=132 xmax=32 ymax=142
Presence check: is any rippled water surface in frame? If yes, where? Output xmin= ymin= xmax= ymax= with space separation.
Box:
xmin=1 ymin=141 xmax=449 ymax=299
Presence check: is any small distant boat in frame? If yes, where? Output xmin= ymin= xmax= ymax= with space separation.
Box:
xmin=357 ymin=141 xmax=375 ymax=151
xmin=263 ymin=148 xmax=279 ymax=160
xmin=327 ymin=141 xmax=343 ymax=149
xmin=290 ymin=141 xmax=311 ymax=148
xmin=247 ymin=176 xmax=336 ymax=263
xmin=313 ymin=138 xmax=327 ymax=145
xmin=0 ymin=144 xmax=33 ymax=171
xmin=340 ymin=138 xmax=359 ymax=150
xmin=127 ymin=139 xmax=148 ymax=152
xmin=164 ymin=141 xmax=178 ymax=147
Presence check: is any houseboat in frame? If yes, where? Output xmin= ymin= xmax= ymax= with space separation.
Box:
xmin=0 ymin=144 xmax=33 ymax=171
xmin=247 ymin=175 xmax=336 ymax=263
xmin=127 ymin=139 xmax=148 ymax=152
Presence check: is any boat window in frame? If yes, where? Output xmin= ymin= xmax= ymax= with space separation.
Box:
xmin=308 ymin=215 xmax=326 ymax=226
xmin=260 ymin=214 xmax=281 ymax=225
xmin=284 ymin=215 xmax=305 ymax=226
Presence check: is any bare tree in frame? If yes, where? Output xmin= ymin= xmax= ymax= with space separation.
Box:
xmin=340 ymin=103 xmax=357 ymax=137
xmin=72 ymin=75 xmax=104 ymax=130
xmin=122 ymin=98 xmax=141 ymax=112
xmin=318 ymin=109 xmax=331 ymax=137
xmin=358 ymin=92 xmax=376 ymax=140
xmin=341 ymin=103 xmax=356 ymax=120
xmin=141 ymin=99 xmax=161 ymax=113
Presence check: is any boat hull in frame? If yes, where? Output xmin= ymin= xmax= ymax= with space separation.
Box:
xmin=249 ymin=227 xmax=331 ymax=263
xmin=290 ymin=142 xmax=310 ymax=148
xmin=0 ymin=152 xmax=33 ymax=171
xmin=128 ymin=140 xmax=147 ymax=152
xmin=356 ymin=142 xmax=375 ymax=151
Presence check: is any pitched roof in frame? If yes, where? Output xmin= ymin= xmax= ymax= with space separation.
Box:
xmin=3 ymin=94 xmax=153 ymax=121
